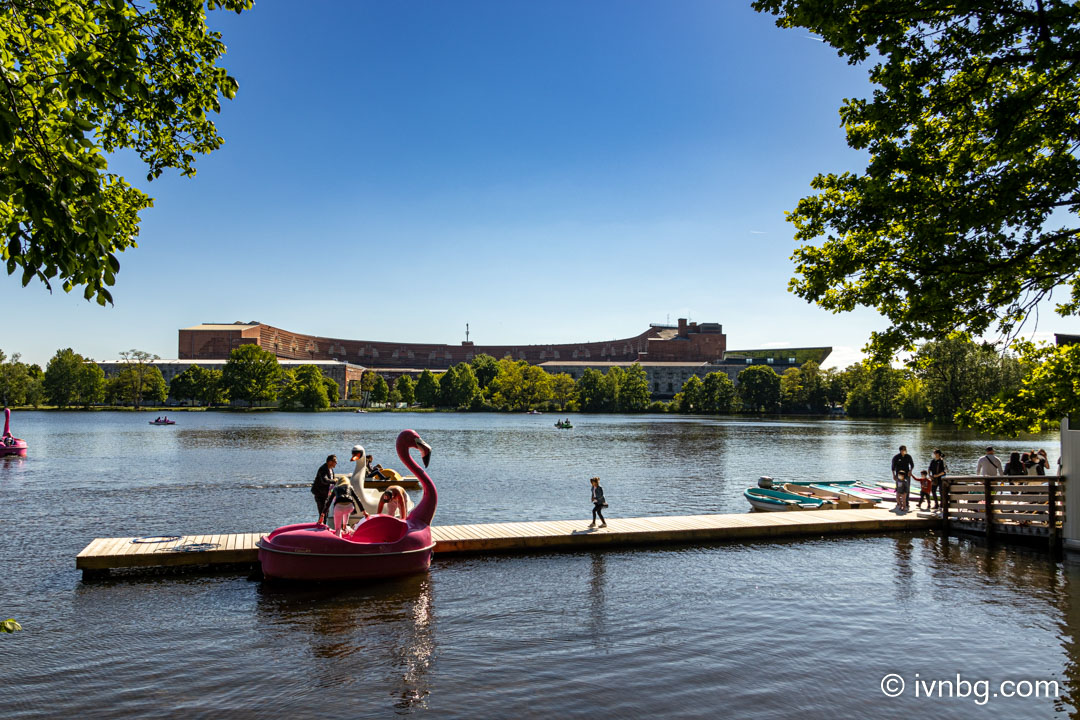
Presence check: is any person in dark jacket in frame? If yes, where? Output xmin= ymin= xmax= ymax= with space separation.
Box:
xmin=588 ymin=477 xmax=607 ymax=528
xmin=928 ymin=449 xmax=947 ymax=510
xmin=891 ymin=445 xmax=914 ymax=483
xmin=312 ymin=454 xmax=337 ymax=523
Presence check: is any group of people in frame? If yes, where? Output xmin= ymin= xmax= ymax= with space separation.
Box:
xmin=975 ymin=446 xmax=1051 ymax=477
xmin=890 ymin=446 xmax=947 ymax=513
xmin=890 ymin=444 xmax=1053 ymax=514
xmin=310 ymin=453 xmax=410 ymax=537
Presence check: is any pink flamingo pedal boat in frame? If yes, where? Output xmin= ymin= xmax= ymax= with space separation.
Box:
xmin=1 ymin=408 xmax=27 ymax=457
xmin=258 ymin=429 xmax=437 ymax=581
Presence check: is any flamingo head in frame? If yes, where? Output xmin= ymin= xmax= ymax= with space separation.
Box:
xmin=350 ymin=444 xmax=365 ymax=462
xmin=397 ymin=429 xmax=432 ymax=467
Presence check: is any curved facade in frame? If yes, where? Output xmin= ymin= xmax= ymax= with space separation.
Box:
xmin=178 ymin=318 xmax=727 ymax=370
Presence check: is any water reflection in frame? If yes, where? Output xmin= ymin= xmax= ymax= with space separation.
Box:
xmin=588 ymin=552 xmax=607 ymax=650
xmin=255 ymin=574 xmax=435 ymax=711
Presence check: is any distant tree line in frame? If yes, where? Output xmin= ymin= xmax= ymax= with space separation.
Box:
xmin=0 ymin=336 xmax=1025 ymax=420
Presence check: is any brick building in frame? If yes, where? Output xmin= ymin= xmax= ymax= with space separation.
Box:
xmin=174 ymin=320 xmax=830 ymax=400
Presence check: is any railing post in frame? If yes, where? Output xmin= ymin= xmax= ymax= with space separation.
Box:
xmin=1048 ymin=478 xmax=1059 ymax=555
xmin=984 ymin=477 xmax=995 ymax=543
xmin=940 ymin=477 xmax=951 ymax=535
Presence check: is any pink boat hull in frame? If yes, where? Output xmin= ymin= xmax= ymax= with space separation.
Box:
xmin=258 ymin=518 xmax=434 ymax=581
xmin=260 ymin=430 xmax=437 ymax=582
xmin=1 ymin=408 xmax=26 ymax=456
xmin=0 ymin=440 xmax=27 ymax=457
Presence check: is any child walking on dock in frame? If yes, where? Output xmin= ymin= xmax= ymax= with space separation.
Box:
xmin=589 ymin=477 xmax=607 ymax=528
xmin=917 ymin=470 xmax=932 ymax=511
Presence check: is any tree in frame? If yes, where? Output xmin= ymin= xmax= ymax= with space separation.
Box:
xmin=114 ymin=349 xmax=161 ymax=409
xmin=737 ymin=365 xmax=780 ymax=413
xmin=171 ymin=365 xmax=225 ymax=406
xmin=701 ymin=371 xmax=738 ymax=414
xmin=619 ymin=363 xmax=650 ymax=412
xmin=279 ymin=365 xmax=330 ymax=411
xmin=753 ymin=1 xmax=1080 ymax=356
xmin=110 ymin=365 xmax=166 ymax=407
xmin=395 ymin=375 xmax=416 ymax=406
xmin=576 ymin=368 xmax=606 ymax=412
xmin=415 ymin=370 xmax=440 ymax=408
xmin=1 ymin=0 xmax=250 ymax=305
xmin=439 ymin=363 xmax=479 ymax=409
xmin=75 ymin=362 xmax=105 ymax=407
xmin=0 ymin=350 xmax=30 ymax=406
xmin=370 ymin=374 xmax=389 ymax=405
xmin=676 ymin=375 xmax=703 ymax=413
xmin=43 ymin=348 xmax=104 ymax=407
xmin=469 ymin=353 xmax=499 ymax=390
xmin=550 ymin=372 xmax=577 ymax=411
xmin=322 ymin=377 xmax=340 ymax=405
xmin=520 ymin=365 xmax=553 ymax=410
xmin=841 ymin=362 xmax=905 ymax=418
xmin=221 ymin=344 xmax=281 ymax=407
xmin=911 ymin=334 xmax=1024 ymax=421
xmin=959 ymin=341 xmax=1080 ymax=435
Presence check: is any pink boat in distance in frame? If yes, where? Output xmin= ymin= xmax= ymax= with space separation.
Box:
xmin=258 ymin=429 xmax=437 ymax=581
xmin=1 ymin=408 xmax=27 ymax=457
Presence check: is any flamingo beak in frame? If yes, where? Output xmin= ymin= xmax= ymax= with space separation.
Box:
xmin=416 ymin=438 xmax=432 ymax=467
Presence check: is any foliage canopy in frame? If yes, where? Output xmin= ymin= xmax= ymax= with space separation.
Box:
xmin=753 ymin=1 xmax=1080 ymax=355
xmin=1 ymin=0 xmax=249 ymax=303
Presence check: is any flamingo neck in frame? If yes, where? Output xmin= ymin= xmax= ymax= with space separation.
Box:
xmin=3 ymin=409 xmax=9 ymax=437
xmin=399 ymin=443 xmax=436 ymax=527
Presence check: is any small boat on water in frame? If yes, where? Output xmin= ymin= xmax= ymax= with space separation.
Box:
xmin=149 ymin=419 xmax=176 ymax=425
xmin=258 ymin=429 xmax=437 ymax=581
xmin=744 ymin=487 xmax=826 ymax=511
xmin=1 ymin=408 xmax=27 ymax=457
xmin=555 ymin=421 xmax=573 ymax=429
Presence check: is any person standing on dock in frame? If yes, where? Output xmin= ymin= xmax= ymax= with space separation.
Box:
xmin=891 ymin=445 xmax=914 ymax=484
xmin=312 ymin=454 xmax=338 ymax=523
xmin=588 ymin=477 xmax=607 ymax=529
xmin=976 ymin=446 xmax=1003 ymax=476
xmin=928 ymin=449 xmax=947 ymax=510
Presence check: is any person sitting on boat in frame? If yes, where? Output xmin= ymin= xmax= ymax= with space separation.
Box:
xmin=377 ymin=486 xmax=409 ymax=520
xmin=330 ymin=476 xmax=367 ymax=536
xmin=366 ymin=454 xmax=391 ymax=481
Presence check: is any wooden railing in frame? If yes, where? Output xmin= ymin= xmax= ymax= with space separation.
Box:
xmin=942 ymin=474 xmax=1064 ymax=550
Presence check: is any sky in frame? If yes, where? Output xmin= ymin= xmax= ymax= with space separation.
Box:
xmin=5 ymin=0 xmax=1079 ymax=368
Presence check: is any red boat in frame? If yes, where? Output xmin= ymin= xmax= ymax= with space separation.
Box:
xmin=1 ymin=408 xmax=27 ymax=457
xmin=258 ymin=429 xmax=437 ymax=581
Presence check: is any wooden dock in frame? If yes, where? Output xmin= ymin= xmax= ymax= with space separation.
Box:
xmin=75 ymin=508 xmax=932 ymax=576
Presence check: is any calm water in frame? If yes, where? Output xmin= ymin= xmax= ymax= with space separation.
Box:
xmin=1 ymin=411 xmax=1076 ymax=718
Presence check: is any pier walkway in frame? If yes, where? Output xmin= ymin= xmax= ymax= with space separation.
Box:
xmin=76 ymin=508 xmax=931 ymax=576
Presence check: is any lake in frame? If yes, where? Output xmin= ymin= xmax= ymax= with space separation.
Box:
xmin=1 ymin=411 xmax=1074 ymax=718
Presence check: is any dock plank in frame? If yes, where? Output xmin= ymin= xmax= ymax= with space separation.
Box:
xmin=76 ymin=509 xmax=933 ymax=574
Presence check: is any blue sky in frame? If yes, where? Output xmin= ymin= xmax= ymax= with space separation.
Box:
xmin=5 ymin=1 xmax=1078 ymax=368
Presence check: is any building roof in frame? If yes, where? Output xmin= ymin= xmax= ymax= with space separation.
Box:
xmin=539 ymin=360 xmax=710 ymax=367
xmin=98 ymin=358 xmax=365 ymax=369
xmin=180 ymin=323 xmax=262 ymax=331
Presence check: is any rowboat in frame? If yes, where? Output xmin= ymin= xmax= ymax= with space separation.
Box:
xmin=781 ymin=484 xmax=873 ymax=509
xmin=758 ymin=476 xmax=857 ymax=489
xmin=744 ymin=487 xmax=825 ymax=511
xmin=809 ymin=483 xmax=883 ymax=503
